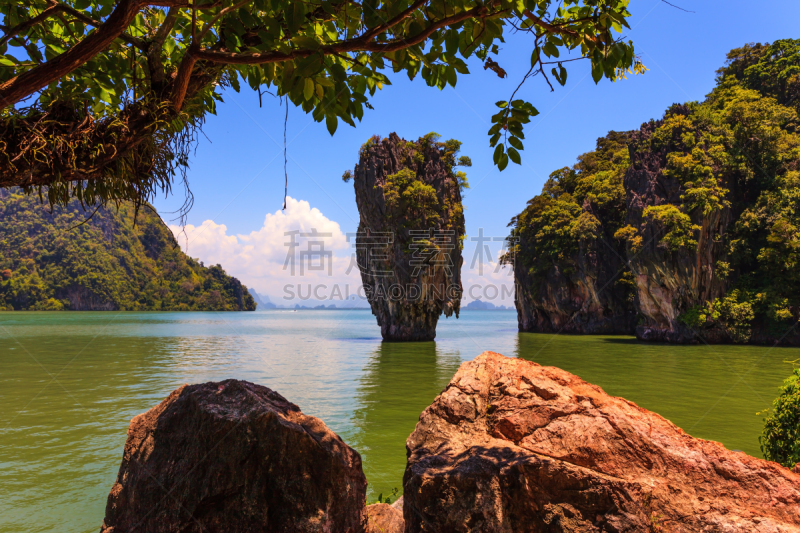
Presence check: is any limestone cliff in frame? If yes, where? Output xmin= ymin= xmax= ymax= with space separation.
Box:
xmin=509 ymin=132 xmax=637 ymax=335
xmin=623 ymin=107 xmax=732 ymax=343
xmin=508 ymin=39 xmax=800 ymax=344
xmin=350 ymin=132 xmax=468 ymax=341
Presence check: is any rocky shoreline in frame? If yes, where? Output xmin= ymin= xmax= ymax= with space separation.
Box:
xmin=100 ymin=352 xmax=800 ymax=532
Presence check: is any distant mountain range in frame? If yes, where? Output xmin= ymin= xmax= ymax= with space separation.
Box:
xmin=248 ymin=289 xmax=276 ymax=309
xmin=463 ymin=300 xmax=511 ymax=310
xmin=248 ymin=288 xmax=371 ymax=310
xmin=248 ymin=288 xmax=510 ymax=311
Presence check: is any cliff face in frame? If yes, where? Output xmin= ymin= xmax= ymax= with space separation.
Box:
xmin=509 ymin=39 xmax=800 ymax=344
xmin=513 ymin=231 xmax=636 ymax=335
xmin=509 ymin=132 xmax=637 ymax=335
xmin=623 ymin=108 xmax=733 ymax=343
xmin=351 ymin=132 xmax=467 ymax=341
xmin=0 ymin=189 xmax=256 ymax=311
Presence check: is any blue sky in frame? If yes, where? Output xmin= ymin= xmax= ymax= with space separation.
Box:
xmin=156 ymin=0 xmax=799 ymax=300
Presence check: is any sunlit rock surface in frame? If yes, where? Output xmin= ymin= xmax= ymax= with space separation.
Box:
xmin=352 ymin=132 xmax=466 ymax=341
xmin=404 ymin=351 xmax=800 ymax=532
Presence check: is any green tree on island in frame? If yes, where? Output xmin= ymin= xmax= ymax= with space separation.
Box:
xmin=1 ymin=0 xmax=644 ymax=210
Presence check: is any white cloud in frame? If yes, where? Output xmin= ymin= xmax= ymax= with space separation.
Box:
xmin=169 ymin=197 xmax=360 ymax=300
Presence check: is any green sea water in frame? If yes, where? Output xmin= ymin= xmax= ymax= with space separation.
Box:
xmin=1 ymin=310 xmax=797 ymax=533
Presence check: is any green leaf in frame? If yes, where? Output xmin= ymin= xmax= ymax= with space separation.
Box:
xmin=498 ymin=152 xmax=509 ymax=171
xmin=493 ymin=143 xmax=504 ymax=164
xmin=446 ymin=66 xmax=457 ymax=87
xmin=292 ymin=36 xmax=321 ymax=50
xmin=303 ymin=78 xmax=314 ymax=100
xmin=530 ymin=48 xmax=540 ymax=67
xmin=289 ymin=1 xmax=306 ymax=33
xmin=507 ymin=146 xmax=521 ymax=165
xmin=326 ymin=114 xmax=338 ymax=135
xmin=591 ymin=62 xmax=603 ymax=84
xmin=495 ymin=101 xmax=508 ymax=108
xmin=508 ymin=136 xmax=523 ymax=150
xmin=543 ymin=41 xmax=559 ymax=58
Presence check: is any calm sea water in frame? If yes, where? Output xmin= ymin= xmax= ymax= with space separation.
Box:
xmin=1 ymin=309 xmax=798 ymax=533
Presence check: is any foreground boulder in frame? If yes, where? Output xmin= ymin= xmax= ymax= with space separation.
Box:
xmin=101 ymin=380 xmax=367 ymax=532
xmin=404 ymin=351 xmax=800 ymax=532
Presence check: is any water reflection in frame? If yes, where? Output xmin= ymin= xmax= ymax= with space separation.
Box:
xmin=349 ymin=341 xmax=462 ymax=498
xmin=1 ymin=331 xmax=187 ymax=533
xmin=2 ymin=310 xmax=795 ymax=533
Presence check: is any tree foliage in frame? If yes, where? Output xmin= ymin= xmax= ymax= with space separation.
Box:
xmin=1 ymin=0 xmax=642 ymax=209
xmin=0 ymin=188 xmax=256 ymax=311
xmin=760 ymin=368 xmax=800 ymax=469
xmin=504 ymin=129 xmax=630 ymax=279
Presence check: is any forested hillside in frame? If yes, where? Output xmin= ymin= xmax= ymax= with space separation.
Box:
xmin=507 ymin=38 xmax=800 ymax=344
xmin=0 ymin=189 xmax=255 ymax=311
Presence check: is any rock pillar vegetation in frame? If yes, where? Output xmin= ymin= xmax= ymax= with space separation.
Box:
xmin=349 ymin=132 xmax=468 ymax=341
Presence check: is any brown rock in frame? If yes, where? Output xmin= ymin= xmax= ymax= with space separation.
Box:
xmin=404 ymin=351 xmax=800 ymax=532
xmin=351 ymin=132 xmax=466 ymax=341
xmin=101 ymin=380 xmax=367 ymax=533
xmin=365 ymin=503 xmax=404 ymax=533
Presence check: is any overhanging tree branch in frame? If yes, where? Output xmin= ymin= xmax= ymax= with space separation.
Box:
xmin=0 ymin=0 xmax=644 ymax=208
xmin=0 ymin=1 xmax=62 ymax=49
xmin=0 ymin=0 xmax=144 ymax=107
xmin=191 ymin=3 xmax=493 ymax=65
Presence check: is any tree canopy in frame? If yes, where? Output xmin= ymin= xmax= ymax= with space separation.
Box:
xmin=0 ymin=0 xmax=643 ymax=210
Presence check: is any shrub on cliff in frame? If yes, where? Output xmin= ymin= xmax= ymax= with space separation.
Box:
xmin=505 ymin=130 xmax=631 ymax=281
xmin=761 ymin=368 xmax=800 ymax=469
